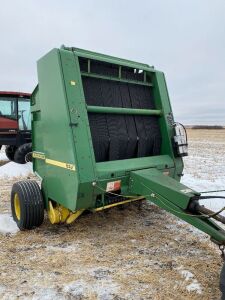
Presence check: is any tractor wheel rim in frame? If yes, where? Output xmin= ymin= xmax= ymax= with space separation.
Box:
xmin=14 ymin=193 xmax=21 ymax=220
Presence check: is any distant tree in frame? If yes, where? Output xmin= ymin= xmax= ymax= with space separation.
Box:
xmin=192 ymin=125 xmax=224 ymax=129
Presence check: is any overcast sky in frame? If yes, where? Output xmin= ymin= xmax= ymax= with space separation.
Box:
xmin=0 ymin=0 xmax=224 ymax=125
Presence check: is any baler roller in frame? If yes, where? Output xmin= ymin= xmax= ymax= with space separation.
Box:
xmin=81 ymin=71 xmax=153 ymax=87
xmin=87 ymin=105 xmax=162 ymax=116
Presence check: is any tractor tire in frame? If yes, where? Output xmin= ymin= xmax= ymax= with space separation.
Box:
xmin=14 ymin=143 xmax=32 ymax=164
xmin=5 ymin=145 xmax=17 ymax=161
xmin=220 ymin=262 xmax=225 ymax=300
xmin=11 ymin=180 xmax=44 ymax=230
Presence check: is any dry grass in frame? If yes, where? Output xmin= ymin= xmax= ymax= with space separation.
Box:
xmin=0 ymin=130 xmax=224 ymax=299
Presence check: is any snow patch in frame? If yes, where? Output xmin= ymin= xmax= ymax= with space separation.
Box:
xmin=31 ymin=288 xmax=63 ymax=300
xmin=0 ymin=214 xmax=19 ymax=234
xmin=0 ymin=152 xmax=8 ymax=161
xmin=63 ymin=278 xmax=119 ymax=299
xmin=0 ymin=146 xmax=8 ymax=161
xmin=186 ymin=281 xmax=202 ymax=294
xmin=180 ymin=269 xmax=194 ymax=281
xmin=0 ymin=161 xmax=32 ymax=178
xmin=47 ymin=244 xmax=80 ymax=253
xmin=177 ymin=266 xmax=202 ymax=294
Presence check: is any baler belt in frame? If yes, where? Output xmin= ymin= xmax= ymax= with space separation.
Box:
xmin=119 ymin=83 xmax=138 ymax=159
xmin=82 ymin=78 xmax=109 ymax=162
xmin=80 ymin=59 xmax=161 ymax=162
xmin=101 ymin=80 xmax=128 ymax=161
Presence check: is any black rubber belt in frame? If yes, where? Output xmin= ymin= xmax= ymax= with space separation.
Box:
xmin=80 ymin=59 xmax=161 ymax=162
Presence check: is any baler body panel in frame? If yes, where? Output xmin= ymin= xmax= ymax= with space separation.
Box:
xmin=32 ymin=49 xmax=80 ymax=211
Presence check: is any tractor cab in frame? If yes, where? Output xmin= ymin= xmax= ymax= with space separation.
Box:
xmin=0 ymin=91 xmax=32 ymax=163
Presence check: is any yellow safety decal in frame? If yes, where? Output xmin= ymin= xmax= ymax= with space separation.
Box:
xmin=33 ymin=152 xmax=75 ymax=171
xmin=45 ymin=158 xmax=76 ymax=171
xmin=32 ymin=152 xmax=46 ymax=160
xmin=70 ymin=80 xmax=76 ymax=86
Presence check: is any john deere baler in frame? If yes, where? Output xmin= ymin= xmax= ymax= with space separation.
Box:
xmin=11 ymin=46 xmax=225 ymax=248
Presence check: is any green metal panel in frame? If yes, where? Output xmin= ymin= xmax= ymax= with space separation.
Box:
xmin=152 ymin=72 xmax=184 ymax=179
xmin=96 ymin=155 xmax=174 ymax=179
xmin=59 ymin=49 xmax=97 ymax=208
xmin=59 ymin=50 xmax=97 ymax=181
xmin=32 ymin=49 xmax=80 ymax=211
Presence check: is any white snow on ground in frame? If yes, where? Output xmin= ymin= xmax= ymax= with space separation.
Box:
xmin=182 ymin=131 xmax=225 ymax=217
xmin=0 ymin=152 xmax=7 ymax=161
xmin=180 ymin=269 xmax=194 ymax=281
xmin=0 ymin=146 xmax=7 ymax=161
xmin=0 ymin=214 xmax=19 ymax=234
xmin=0 ymin=161 xmax=32 ymax=178
xmin=0 ymin=147 xmax=33 ymax=178
xmin=186 ymin=281 xmax=202 ymax=294
xmin=177 ymin=266 xmax=202 ymax=294
xmin=63 ymin=279 xmax=119 ymax=300
xmin=182 ymin=174 xmax=225 ymax=217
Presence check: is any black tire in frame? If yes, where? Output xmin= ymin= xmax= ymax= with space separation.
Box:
xmin=11 ymin=180 xmax=44 ymax=230
xmin=220 ymin=262 xmax=225 ymax=300
xmin=14 ymin=143 xmax=32 ymax=164
xmin=5 ymin=145 xmax=17 ymax=161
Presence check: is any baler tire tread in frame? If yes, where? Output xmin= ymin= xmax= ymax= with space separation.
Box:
xmin=11 ymin=180 xmax=44 ymax=230
xmin=5 ymin=145 xmax=17 ymax=161
xmin=220 ymin=262 xmax=225 ymax=300
xmin=14 ymin=143 xmax=32 ymax=164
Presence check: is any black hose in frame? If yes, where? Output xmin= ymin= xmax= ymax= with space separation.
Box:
xmin=199 ymin=196 xmax=225 ymax=200
xmin=200 ymin=189 xmax=225 ymax=194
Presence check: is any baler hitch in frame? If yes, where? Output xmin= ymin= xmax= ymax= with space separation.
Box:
xmin=190 ymin=200 xmax=225 ymax=225
xmin=129 ymin=168 xmax=225 ymax=246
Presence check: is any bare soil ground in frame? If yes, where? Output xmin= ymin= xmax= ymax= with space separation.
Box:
xmin=0 ymin=129 xmax=224 ymax=300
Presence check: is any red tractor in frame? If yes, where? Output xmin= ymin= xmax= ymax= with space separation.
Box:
xmin=0 ymin=91 xmax=32 ymax=164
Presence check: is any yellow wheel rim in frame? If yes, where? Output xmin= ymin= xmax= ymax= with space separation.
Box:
xmin=14 ymin=193 xmax=21 ymax=221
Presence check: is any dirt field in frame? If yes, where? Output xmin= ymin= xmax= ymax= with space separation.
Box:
xmin=0 ymin=129 xmax=224 ymax=300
